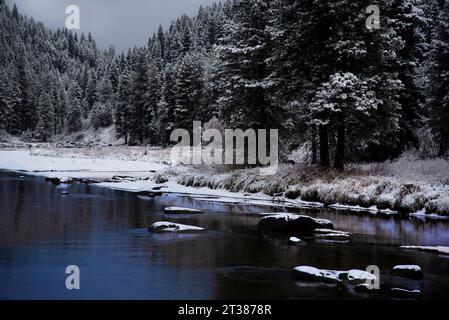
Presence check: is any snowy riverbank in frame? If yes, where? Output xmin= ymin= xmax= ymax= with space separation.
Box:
xmin=1 ymin=147 xmax=449 ymax=218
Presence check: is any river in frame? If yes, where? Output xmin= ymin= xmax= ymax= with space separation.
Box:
xmin=0 ymin=171 xmax=448 ymax=299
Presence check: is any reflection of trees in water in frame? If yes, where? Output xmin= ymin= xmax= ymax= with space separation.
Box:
xmin=0 ymin=175 xmax=127 ymax=245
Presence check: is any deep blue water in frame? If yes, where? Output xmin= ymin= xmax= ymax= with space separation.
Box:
xmin=1 ymin=171 xmax=449 ymax=299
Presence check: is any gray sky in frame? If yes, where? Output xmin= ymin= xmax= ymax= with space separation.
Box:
xmin=6 ymin=0 xmax=216 ymax=53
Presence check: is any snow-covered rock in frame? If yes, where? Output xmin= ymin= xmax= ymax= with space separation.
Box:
xmin=314 ymin=228 xmax=350 ymax=235
xmin=329 ymin=203 xmax=398 ymax=216
xmin=256 ymin=212 xmax=289 ymax=216
xmin=292 ymin=266 xmax=377 ymax=285
xmin=292 ymin=266 xmax=341 ymax=284
xmin=313 ymin=228 xmax=351 ymax=240
xmin=258 ymin=214 xmax=334 ymax=235
xmin=344 ymin=269 xmax=377 ymax=284
xmin=314 ymin=233 xmax=350 ymax=240
xmin=289 ymin=236 xmax=304 ymax=244
xmin=400 ymin=245 xmax=449 ymax=256
xmin=391 ymin=265 xmax=423 ymax=279
xmin=148 ymin=221 xmax=205 ymax=233
xmin=410 ymin=210 xmax=449 ymax=221
xmin=389 ymin=288 xmax=421 ymax=299
xmin=164 ymin=207 xmax=203 ymax=214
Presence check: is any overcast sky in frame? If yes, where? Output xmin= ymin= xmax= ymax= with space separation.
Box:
xmin=6 ymin=0 xmax=216 ymax=53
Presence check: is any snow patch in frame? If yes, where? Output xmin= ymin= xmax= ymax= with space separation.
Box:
xmin=400 ymin=245 xmax=449 ymax=255
xmin=392 ymin=265 xmax=421 ymax=272
xmin=164 ymin=207 xmax=203 ymax=214
xmin=149 ymin=221 xmax=205 ymax=233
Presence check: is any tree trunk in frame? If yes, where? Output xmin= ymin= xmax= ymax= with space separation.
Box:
xmin=439 ymin=127 xmax=448 ymax=157
xmin=334 ymin=117 xmax=345 ymax=170
xmin=319 ymin=125 xmax=330 ymax=168
xmin=311 ymin=127 xmax=317 ymax=165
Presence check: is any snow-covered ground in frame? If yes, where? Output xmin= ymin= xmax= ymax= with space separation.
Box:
xmin=0 ymin=149 xmax=281 ymax=207
xmin=1 ymin=146 xmax=449 ymax=217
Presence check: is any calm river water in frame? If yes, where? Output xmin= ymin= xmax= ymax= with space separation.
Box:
xmin=0 ymin=171 xmax=448 ymax=299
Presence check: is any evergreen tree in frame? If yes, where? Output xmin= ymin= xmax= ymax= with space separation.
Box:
xmin=426 ymin=0 xmax=449 ymax=156
xmin=128 ymin=48 xmax=149 ymax=144
xmin=35 ymin=93 xmax=55 ymax=142
xmin=146 ymin=62 xmax=161 ymax=143
xmin=215 ymin=0 xmax=273 ymax=130
xmin=67 ymin=83 xmax=83 ymax=133
xmin=174 ymin=52 xmax=205 ymax=131
xmin=84 ymin=70 xmax=98 ymax=111
xmin=115 ymin=72 xmax=132 ymax=144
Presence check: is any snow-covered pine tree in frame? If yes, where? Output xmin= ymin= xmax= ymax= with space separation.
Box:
xmin=91 ymin=74 xmax=114 ymax=129
xmin=215 ymin=0 xmax=273 ymax=130
xmin=115 ymin=71 xmax=132 ymax=144
xmin=35 ymin=93 xmax=55 ymax=142
xmin=174 ymin=52 xmax=206 ymax=132
xmin=385 ymin=0 xmax=427 ymax=156
xmin=84 ymin=69 xmax=98 ymax=114
xmin=67 ymin=82 xmax=83 ymax=133
xmin=146 ymin=62 xmax=162 ymax=143
xmin=128 ymin=48 xmax=149 ymax=144
xmin=166 ymin=27 xmax=183 ymax=63
xmin=298 ymin=0 xmax=405 ymax=168
xmin=156 ymin=64 xmax=177 ymax=145
xmin=426 ymin=0 xmax=449 ymax=156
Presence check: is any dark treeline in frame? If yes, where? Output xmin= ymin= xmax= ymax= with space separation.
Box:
xmin=0 ymin=0 xmax=448 ymax=169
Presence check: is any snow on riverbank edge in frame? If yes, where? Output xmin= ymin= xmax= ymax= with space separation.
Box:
xmin=1 ymin=149 xmax=449 ymax=218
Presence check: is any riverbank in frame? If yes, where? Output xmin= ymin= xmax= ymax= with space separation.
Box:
xmin=0 ymin=146 xmax=448 ymax=218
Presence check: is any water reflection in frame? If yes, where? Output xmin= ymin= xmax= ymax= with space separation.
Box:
xmin=0 ymin=171 xmax=448 ymax=299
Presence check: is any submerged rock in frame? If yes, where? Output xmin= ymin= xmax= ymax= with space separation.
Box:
xmin=353 ymin=283 xmax=379 ymax=293
xmin=148 ymin=221 xmax=205 ymax=233
xmin=146 ymin=191 xmax=163 ymax=197
xmin=391 ymin=265 xmax=424 ymax=280
xmin=258 ymin=214 xmax=334 ymax=235
xmin=46 ymin=177 xmax=72 ymax=185
xmin=164 ymin=207 xmax=203 ymax=214
xmin=137 ymin=189 xmax=164 ymax=198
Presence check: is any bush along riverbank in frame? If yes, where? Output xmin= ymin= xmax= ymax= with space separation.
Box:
xmin=175 ymin=155 xmax=449 ymax=218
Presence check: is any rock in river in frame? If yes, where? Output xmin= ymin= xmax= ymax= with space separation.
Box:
xmin=292 ymin=266 xmax=342 ymax=284
xmin=148 ymin=221 xmax=205 ymax=233
xmin=164 ymin=207 xmax=203 ymax=214
xmin=45 ymin=177 xmax=72 ymax=185
xmin=258 ymin=214 xmax=333 ymax=235
xmin=400 ymin=245 xmax=449 ymax=256
xmin=313 ymin=228 xmax=350 ymax=241
xmin=391 ymin=265 xmax=424 ymax=280
xmin=389 ymin=287 xmax=422 ymax=299
xmin=354 ymin=283 xmax=378 ymax=293
xmin=292 ymin=266 xmax=377 ymax=285
xmin=289 ymin=236 xmax=305 ymax=244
